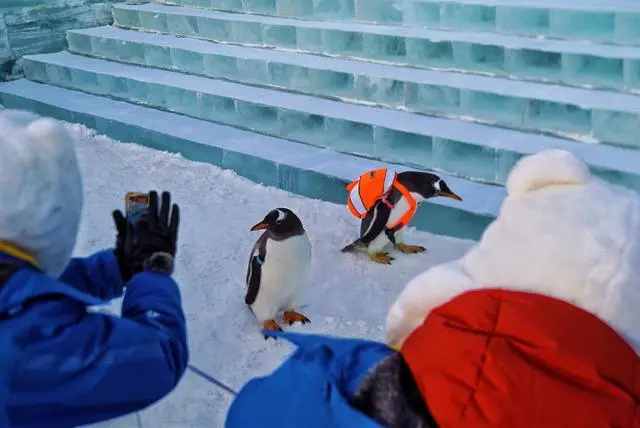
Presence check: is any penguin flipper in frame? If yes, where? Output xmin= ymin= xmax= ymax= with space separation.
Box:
xmin=245 ymin=255 xmax=262 ymax=305
xmin=360 ymin=200 xmax=393 ymax=245
xmin=245 ymin=233 xmax=269 ymax=305
xmin=341 ymin=239 xmax=364 ymax=253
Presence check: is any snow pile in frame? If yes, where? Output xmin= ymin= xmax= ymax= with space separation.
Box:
xmin=386 ymin=149 xmax=640 ymax=352
xmin=0 ymin=109 xmax=83 ymax=277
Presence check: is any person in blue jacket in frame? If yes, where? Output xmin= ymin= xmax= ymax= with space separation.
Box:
xmin=0 ymin=110 xmax=188 ymax=427
xmin=224 ymin=331 xmax=434 ymax=428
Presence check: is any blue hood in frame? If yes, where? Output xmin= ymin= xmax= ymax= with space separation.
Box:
xmin=0 ymin=254 xmax=104 ymax=314
xmin=225 ymin=330 xmax=395 ymax=428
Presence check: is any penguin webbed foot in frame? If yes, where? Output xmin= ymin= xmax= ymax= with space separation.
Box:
xmin=262 ymin=319 xmax=283 ymax=340
xmin=369 ymin=253 xmax=394 ymax=264
xmin=283 ymin=311 xmax=311 ymax=326
xmin=395 ymin=243 xmax=426 ymax=254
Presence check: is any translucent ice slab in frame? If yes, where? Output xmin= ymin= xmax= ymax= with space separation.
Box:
xmin=0 ymin=79 xmax=502 ymax=240
xmin=406 ymin=0 xmax=640 ymax=45
xmin=68 ymin=26 xmax=640 ymax=148
xmin=114 ymin=4 xmax=640 ymax=93
xmin=22 ymin=51 xmax=640 ymax=191
xmin=151 ymin=0 xmax=640 ymax=45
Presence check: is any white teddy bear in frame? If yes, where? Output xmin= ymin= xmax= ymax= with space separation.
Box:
xmin=386 ymin=149 xmax=640 ymax=353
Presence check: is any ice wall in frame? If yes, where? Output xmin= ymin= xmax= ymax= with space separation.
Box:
xmin=0 ymin=14 xmax=12 ymax=76
xmin=0 ymin=0 xmax=143 ymax=80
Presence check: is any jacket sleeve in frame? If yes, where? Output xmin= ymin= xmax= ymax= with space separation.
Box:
xmin=7 ymin=271 xmax=189 ymax=427
xmin=58 ymin=249 xmax=125 ymax=300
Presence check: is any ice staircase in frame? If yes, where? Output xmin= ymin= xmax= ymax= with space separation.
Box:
xmin=1 ymin=0 xmax=640 ymax=240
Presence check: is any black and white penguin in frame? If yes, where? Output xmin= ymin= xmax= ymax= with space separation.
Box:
xmin=245 ymin=208 xmax=312 ymax=338
xmin=342 ymin=170 xmax=462 ymax=264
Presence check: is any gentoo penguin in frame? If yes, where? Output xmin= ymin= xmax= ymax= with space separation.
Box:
xmin=342 ymin=169 xmax=462 ymax=264
xmin=245 ymin=208 xmax=312 ymax=339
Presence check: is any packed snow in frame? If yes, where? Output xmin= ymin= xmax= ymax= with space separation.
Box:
xmin=50 ymin=122 xmax=475 ymax=427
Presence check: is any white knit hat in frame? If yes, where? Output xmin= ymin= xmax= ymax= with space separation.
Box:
xmin=0 ymin=109 xmax=83 ymax=277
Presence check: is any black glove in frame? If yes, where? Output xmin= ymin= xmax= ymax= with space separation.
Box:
xmin=113 ymin=209 xmax=133 ymax=282
xmin=112 ymin=191 xmax=180 ymax=282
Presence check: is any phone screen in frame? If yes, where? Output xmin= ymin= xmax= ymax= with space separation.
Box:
xmin=125 ymin=193 xmax=149 ymax=225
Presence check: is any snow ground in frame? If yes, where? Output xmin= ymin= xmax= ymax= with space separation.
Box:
xmin=62 ymin=123 xmax=474 ymax=427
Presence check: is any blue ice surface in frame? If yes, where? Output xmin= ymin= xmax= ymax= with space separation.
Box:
xmin=0 ymin=78 xmax=500 ymax=239
xmin=371 ymin=0 xmax=640 ymax=45
xmin=156 ymin=0 xmax=640 ymax=42
xmin=0 ymin=0 xmax=115 ymax=58
xmin=409 ymin=0 xmax=640 ymax=27
xmin=20 ymin=51 xmax=640 ymax=192
xmin=411 ymin=0 xmax=640 ymax=12
xmin=67 ymin=25 xmax=640 ymax=148
xmin=113 ymin=3 xmax=640 ymax=93
xmin=155 ymin=0 xmax=357 ymax=19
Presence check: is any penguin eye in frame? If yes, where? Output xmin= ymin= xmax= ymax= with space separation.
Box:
xmin=275 ymin=219 xmax=283 ymax=225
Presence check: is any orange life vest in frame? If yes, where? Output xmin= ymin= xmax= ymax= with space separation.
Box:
xmin=400 ymin=289 xmax=640 ymax=428
xmin=346 ymin=168 xmax=417 ymax=230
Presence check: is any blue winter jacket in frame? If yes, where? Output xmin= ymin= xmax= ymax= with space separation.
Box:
xmin=0 ymin=250 xmax=189 ymax=427
xmin=225 ymin=331 xmax=395 ymax=428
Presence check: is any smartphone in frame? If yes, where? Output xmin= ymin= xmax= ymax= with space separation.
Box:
xmin=125 ymin=192 xmax=149 ymax=225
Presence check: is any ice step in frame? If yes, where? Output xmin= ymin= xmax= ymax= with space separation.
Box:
xmin=22 ymin=51 xmax=640 ymax=191
xmin=0 ymin=78 xmax=499 ymax=240
xmin=69 ymin=25 xmax=640 ymax=148
xmin=114 ymin=3 xmax=640 ymax=93
xmin=151 ymin=0 xmax=640 ymax=46
xmin=402 ymin=0 xmax=640 ymax=45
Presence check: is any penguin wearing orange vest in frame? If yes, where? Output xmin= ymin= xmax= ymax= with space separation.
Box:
xmin=342 ymin=169 xmax=462 ymax=264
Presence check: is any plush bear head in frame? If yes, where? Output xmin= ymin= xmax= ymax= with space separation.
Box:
xmin=386 ymin=149 xmax=640 ymax=352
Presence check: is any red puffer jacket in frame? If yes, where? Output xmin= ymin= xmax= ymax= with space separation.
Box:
xmin=400 ymin=288 xmax=640 ymax=427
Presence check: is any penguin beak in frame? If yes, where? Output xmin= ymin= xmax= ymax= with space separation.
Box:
xmin=439 ymin=191 xmax=462 ymax=201
xmin=250 ymin=221 xmax=269 ymax=231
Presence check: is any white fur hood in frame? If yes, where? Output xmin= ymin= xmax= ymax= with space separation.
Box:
xmin=0 ymin=109 xmax=83 ymax=277
xmin=386 ymin=149 xmax=640 ymax=353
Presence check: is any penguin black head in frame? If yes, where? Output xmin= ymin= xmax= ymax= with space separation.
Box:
xmin=397 ymin=171 xmax=463 ymax=202
xmin=250 ymin=208 xmax=305 ymax=237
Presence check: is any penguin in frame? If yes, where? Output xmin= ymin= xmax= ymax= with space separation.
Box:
xmin=245 ymin=208 xmax=312 ymax=339
xmin=342 ymin=170 xmax=462 ymax=265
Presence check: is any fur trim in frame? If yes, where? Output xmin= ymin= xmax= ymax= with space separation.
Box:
xmin=351 ymin=353 xmax=435 ymax=428
xmin=143 ymin=252 xmax=174 ymax=274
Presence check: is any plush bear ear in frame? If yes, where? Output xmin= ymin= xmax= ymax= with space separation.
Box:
xmin=506 ymin=149 xmax=590 ymax=197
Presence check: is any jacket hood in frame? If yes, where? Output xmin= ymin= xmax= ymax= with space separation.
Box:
xmin=0 ymin=254 xmax=104 ymax=315
xmin=0 ymin=110 xmax=84 ymax=278
xmin=226 ymin=331 xmax=395 ymax=428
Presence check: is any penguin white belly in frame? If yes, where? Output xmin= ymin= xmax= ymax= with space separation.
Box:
xmin=367 ymin=230 xmax=394 ymax=254
xmin=367 ymin=193 xmax=423 ymax=254
xmin=251 ymin=234 xmax=311 ymax=322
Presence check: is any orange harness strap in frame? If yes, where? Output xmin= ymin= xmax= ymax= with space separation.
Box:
xmin=387 ymin=181 xmax=418 ymax=231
